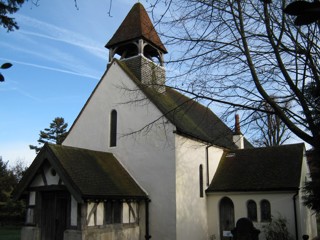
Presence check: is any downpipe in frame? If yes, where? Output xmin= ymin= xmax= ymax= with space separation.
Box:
xmin=145 ymin=198 xmax=152 ymax=239
xmin=293 ymin=191 xmax=299 ymax=240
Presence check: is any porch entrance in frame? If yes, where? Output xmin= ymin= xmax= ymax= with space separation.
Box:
xmin=41 ymin=191 xmax=69 ymax=240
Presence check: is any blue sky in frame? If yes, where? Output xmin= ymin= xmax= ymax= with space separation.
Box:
xmin=0 ymin=0 xmax=147 ymax=166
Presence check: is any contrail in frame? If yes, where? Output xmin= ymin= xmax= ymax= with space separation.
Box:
xmin=0 ymin=58 xmax=100 ymax=80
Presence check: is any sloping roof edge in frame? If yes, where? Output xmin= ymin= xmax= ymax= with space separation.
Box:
xmin=65 ymin=59 xmax=252 ymax=151
xmin=13 ymin=144 xmax=84 ymax=202
xmin=63 ymin=67 xmax=110 ymax=141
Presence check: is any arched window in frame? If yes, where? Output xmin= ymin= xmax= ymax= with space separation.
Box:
xmin=247 ymin=200 xmax=257 ymax=221
xmin=110 ymin=110 xmax=117 ymax=147
xmin=260 ymin=199 xmax=271 ymax=222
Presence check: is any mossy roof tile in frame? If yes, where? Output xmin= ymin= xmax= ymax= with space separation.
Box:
xmin=48 ymin=144 xmax=146 ymax=198
xmin=14 ymin=144 xmax=147 ymax=201
xmin=207 ymin=143 xmax=304 ymax=192
xmin=117 ymin=60 xmax=252 ymax=149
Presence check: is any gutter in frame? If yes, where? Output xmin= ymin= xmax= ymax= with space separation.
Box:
xmin=293 ymin=191 xmax=299 ymax=240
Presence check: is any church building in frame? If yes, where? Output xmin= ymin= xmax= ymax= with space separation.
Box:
xmin=14 ymin=3 xmax=317 ymax=240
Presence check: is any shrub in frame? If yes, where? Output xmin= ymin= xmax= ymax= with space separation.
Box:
xmin=263 ymin=215 xmax=293 ymax=240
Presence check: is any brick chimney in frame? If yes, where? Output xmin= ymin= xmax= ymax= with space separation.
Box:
xmin=233 ymin=114 xmax=244 ymax=149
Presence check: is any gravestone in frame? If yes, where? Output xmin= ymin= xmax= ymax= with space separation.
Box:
xmin=231 ymin=218 xmax=260 ymax=240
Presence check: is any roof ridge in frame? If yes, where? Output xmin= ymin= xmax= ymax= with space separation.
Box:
xmin=56 ymin=143 xmax=114 ymax=156
xmin=229 ymin=142 xmax=305 ymax=152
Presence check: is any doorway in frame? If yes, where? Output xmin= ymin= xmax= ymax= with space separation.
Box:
xmin=41 ymin=191 xmax=69 ymax=240
xmin=219 ymin=197 xmax=235 ymax=240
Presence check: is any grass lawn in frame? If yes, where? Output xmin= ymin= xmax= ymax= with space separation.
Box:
xmin=0 ymin=226 xmax=21 ymax=240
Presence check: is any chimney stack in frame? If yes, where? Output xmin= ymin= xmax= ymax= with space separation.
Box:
xmin=235 ymin=114 xmax=241 ymax=135
xmin=233 ymin=114 xmax=244 ymax=149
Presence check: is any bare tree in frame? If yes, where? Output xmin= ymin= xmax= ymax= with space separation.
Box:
xmin=252 ymin=100 xmax=291 ymax=147
xmin=146 ymin=0 xmax=320 ymax=211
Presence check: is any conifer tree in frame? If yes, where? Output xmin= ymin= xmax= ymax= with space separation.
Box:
xmin=0 ymin=0 xmax=26 ymax=31
xmin=29 ymin=117 xmax=68 ymax=153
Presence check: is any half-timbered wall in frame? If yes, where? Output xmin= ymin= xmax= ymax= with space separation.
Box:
xmin=24 ymin=162 xmax=78 ymax=228
xmin=25 ymin=191 xmax=36 ymax=225
xmin=63 ymin=201 xmax=140 ymax=240
xmin=71 ymin=196 xmax=78 ymax=227
xmin=30 ymin=163 xmax=60 ymax=187
xmin=86 ymin=201 xmax=139 ymax=227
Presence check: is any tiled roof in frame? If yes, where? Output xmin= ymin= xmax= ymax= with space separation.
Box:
xmin=207 ymin=143 xmax=305 ymax=192
xmin=105 ymin=3 xmax=167 ymax=53
xmin=14 ymin=144 xmax=147 ymax=201
xmin=117 ymin=60 xmax=252 ymax=149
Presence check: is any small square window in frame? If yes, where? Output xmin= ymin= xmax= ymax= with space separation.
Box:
xmin=105 ymin=201 xmax=122 ymax=224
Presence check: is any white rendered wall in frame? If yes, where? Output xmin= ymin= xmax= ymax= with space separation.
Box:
xmin=207 ymin=146 xmax=225 ymax=188
xmin=123 ymin=202 xmax=138 ymax=224
xmin=29 ymin=192 xmax=36 ymax=205
xmin=296 ymin=151 xmax=318 ymax=239
xmin=175 ymin=135 xmax=224 ymax=240
xmin=207 ymin=192 xmax=301 ymax=240
xmin=87 ymin=202 xmax=104 ymax=226
xmin=26 ymin=192 xmax=36 ymax=224
xmin=70 ymin=196 xmax=78 ymax=226
xmin=123 ymin=203 xmax=130 ymax=224
xmin=63 ymin=61 xmax=177 ymax=240
xmin=43 ymin=164 xmax=60 ymax=185
xmin=30 ymin=172 xmax=44 ymax=188
xmin=87 ymin=202 xmax=95 ymax=226
xmin=30 ymin=163 xmax=60 ymax=187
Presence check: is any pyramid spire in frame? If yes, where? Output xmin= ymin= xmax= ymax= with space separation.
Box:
xmin=105 ymin=3 xmax=167 ymax=93
xmin=106 ymin=3 xmax=167 ymax=53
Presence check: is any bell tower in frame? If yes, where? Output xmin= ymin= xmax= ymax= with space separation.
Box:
xmin=105 ymin=3 xmax=167 ymax=91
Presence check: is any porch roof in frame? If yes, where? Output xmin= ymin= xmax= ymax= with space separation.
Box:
xmin=14 ymin=144 xmax=147 ymax=202
xmin=207 ymin=143 xmax=305 ymax=192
